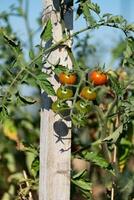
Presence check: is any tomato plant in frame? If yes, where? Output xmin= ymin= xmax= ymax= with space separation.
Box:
xmin=0 ymin=0 xmax=134 ymax=200
xmin=59 ymin=72 xmax=77 ymax=85
xmin=89 ymin=70 xmax=108 ymax=85
xmin=80 ymin=86 xmax=97 ymax=100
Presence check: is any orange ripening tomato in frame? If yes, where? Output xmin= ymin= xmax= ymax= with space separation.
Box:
xmin=80 ymin=86 xmax=97 ymax=101
xmin=89 ymin=70 xmax=108 ymax=86
xmin=59 ymin=72 xmax=77 ymax=85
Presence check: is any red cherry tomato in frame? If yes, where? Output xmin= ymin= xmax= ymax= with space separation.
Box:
xmin=89 ymin=70 xmax=108 ymax=86
xmin=59 ymin=72 xmax=77 ymax=85
xmin=80 ymin=86 xmax=97 ymax=101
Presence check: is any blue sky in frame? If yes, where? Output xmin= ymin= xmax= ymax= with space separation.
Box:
xmin=0 ymin=0 xmax=134 ymax=66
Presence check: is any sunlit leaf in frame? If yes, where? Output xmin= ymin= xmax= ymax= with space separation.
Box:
xmin=40 ymin=19 xmax=52 ymax=42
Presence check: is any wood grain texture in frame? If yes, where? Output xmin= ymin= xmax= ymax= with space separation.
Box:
xmin=39 ymin=1 xmax=73 ymax=200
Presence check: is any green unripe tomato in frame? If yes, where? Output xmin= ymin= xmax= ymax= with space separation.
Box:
xmin=80 ymin=86 xmax=97 ymax=101
xmin=74 ymin=100 xmax=91 ymax=114
xmin=56 ymin=87 xmax=73 ymax=100
xmin=51 ymin=100 xmax=69 ymax=113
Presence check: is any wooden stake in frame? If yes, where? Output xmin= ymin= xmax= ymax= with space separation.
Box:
xmin=39 ymin=1 xmax=73 ymax=200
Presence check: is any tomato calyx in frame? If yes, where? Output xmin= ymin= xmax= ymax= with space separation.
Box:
xmin=71 ymin=113 xmax=88 ymax=128
xmin=89 ymin=70 xmax=108 ymax=86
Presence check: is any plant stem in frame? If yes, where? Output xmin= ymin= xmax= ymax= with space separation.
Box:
xmin=94 ymin=105 xmax=111 ymax=162
xmin=29 ymin=21 xmax=128 ymax=68
xmin=105 ymin=95 xmax=118 ymax=118
xmin=24 ymin=0 xmax=34 ymax=53
xmin=70 ymin=69 xmax=89 ymax=117
xmin=2 ymin=68 xmax=24 ymax=105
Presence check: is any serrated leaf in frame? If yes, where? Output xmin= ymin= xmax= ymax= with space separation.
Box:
xmin=37 ymin=73 xmax=50 ymax=80
xmin=103 ymin=124 xmax=123 ymax=143
xmin=107 ymin=15 xmax=126 ymax=24
xmin=40 ymin=19 xmax=52 ymax=42
xmin=72 ymin=179 xmax=92 ymax=191
xmin=73 ymin=169 xmax=87 ymax=180
xmin=82 ymin=151 xmax=109 ymax=168
xmin=126 ymin=24 xmax=134 ymax=32
xmin=102 ymin=13 xmax=112 ymax=18
xmin=87 ymin=2 xmax=100 ymax=14
xmin=24 ymin=77 xmax=37 ymax=87
xmin=31 ymin=156 xmax=39 ymax=177
xmin=53 ymin=65 xmax=66 ymax=75
xmin=37 ymin=79 xmax=55 ymax=96
xmin=82 ymin=2 xmax=96 ymax=26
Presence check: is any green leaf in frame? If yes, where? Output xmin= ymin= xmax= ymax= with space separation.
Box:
xmin=73 ymin=169 xmax=87 ymax=180
xmin=82 ymin=151 xmax=109 ymax=168
xmin=37 ymin=73 xmax=50 ymax=80
xmin=18 ymin=92 xmax=37 ymax=105
xmin=53 ymin=65 xmax=66 ymax=75
xmin=103 ymin=124 xmax=123 ymax=143
xmin=3 ymin=34 xmax=22 ymax=54
xmin=29 ymin=50 xmax=35 ymax=60
xmin=107 ymin=15 xmax=126 ymax=24
xmin=24 ymin=77 xmax=37 ymax=87
xmin=112 ymin=40 xmax=126 ymax=61
xmin=37 ymin=79 xmax=56 ymax=96
xmin=16 ymin=7 xmax=24 ymax=15
xmin=72 ymin=179 xmax=92 ymax=191
xmin=123 ymin=37 xmax=134 ymax=67
xmin=0 ymin=106 xmax=8 ymax=122
xmin=87 ymin=2 xmax=100 ymax=14
xmin=126 ymin=24 xmax=134 ymax=32
xmin=40 ymin=19 xmax=52 ymax=42
xmin=102 ymin=13 xmax=112 ymax=18
xmin=82 ymin=2 xmax=96 ymax=26
xmin=31 ymin=156 xmax=39 ymax=177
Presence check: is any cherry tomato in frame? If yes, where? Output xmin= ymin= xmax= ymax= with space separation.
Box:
xmin=56 ymin=87 xmax=73 ymax=100
xmin=80 ymin=86 xmax=97 ymax=100
xmin=59 ymin=72 xmax=77 ymax=85
xmin=74 ymin=100 xmax=90 ymax=114
xmin=52 ymin=100 xmax=69 ymax=113
xmin=89 ymin=70 xmax=108 ymax=86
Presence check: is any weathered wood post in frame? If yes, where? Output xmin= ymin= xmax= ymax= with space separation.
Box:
xmin=39 ymin=1 xmax=73 ymax=200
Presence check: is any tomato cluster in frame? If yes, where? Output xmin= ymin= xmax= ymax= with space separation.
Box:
xmin=51 ymin=69 xmax=109 ymax=127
